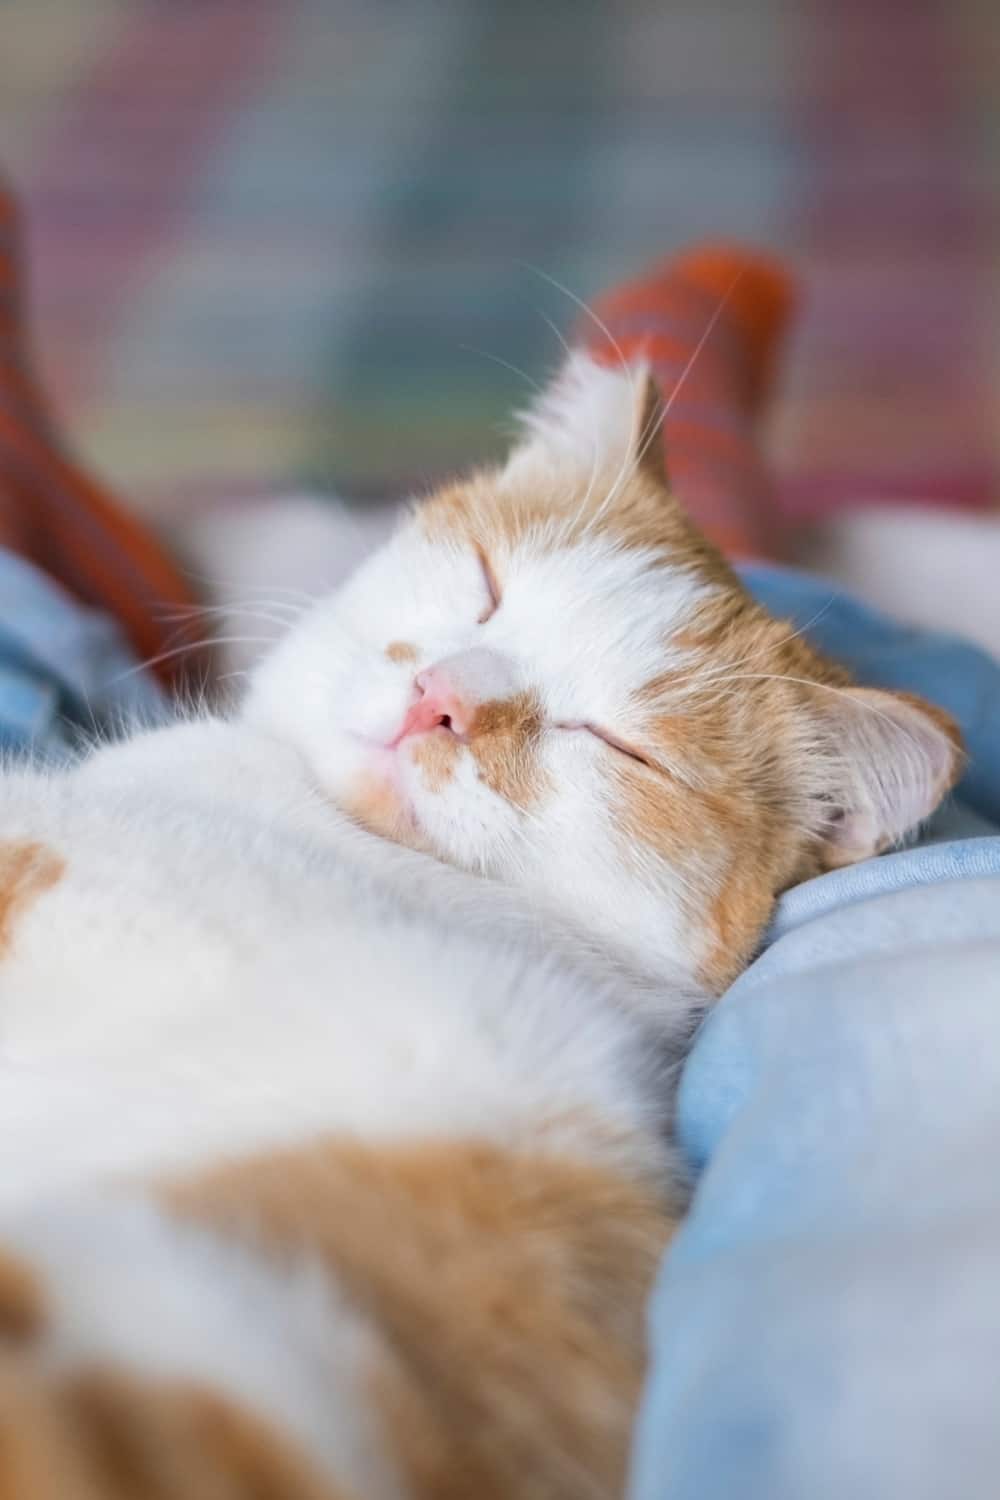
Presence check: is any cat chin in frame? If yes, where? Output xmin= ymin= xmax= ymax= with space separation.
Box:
xmin=340 ymin=775 xmax=419 ymax=848
xmin=334 ymin=743 xmax=499 ymax=877
xmin=312 ymin=734 xmax=441 ymax=858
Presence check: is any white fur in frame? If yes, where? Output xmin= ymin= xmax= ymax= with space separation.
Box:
xmin=1 ymin=711 xmax=679 ymax=1494
xmin=507 ymin=349 xmax=648 ymax=489
xmin=0 ymin=724 xmax=676 ymax=1208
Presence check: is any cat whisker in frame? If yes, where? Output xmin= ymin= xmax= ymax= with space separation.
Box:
xmin=688 ymin=671 xmax=931 ymax=761
xmin=216 ymin=610 xmax=301 ymax=633
xmin=583 ymin=392 xmax=658 ymax=537
xmin=107 ymin=635 xmax=276 ymax=686
xmin=459 ymin=344 xmax=542 ymax=393
xmin=659 ymin=273 xmax=743 ymax=423
xmin=587 ymin=273 xmax=744 ymax=537
xmin=157 ymin=602 xmax=301 ymax=632
xmin=537 ymin=309 xmax=573 ymax=363
xmin=174 ymin=569 xmax=319 ymax=626
xmin=233 ymin=585 xmax=317 ymax=608
xmin=519 ymin=264 xmax=637 ymax=393
xmin=520 ymin=264 xmax=643 ymax=540
xmin=177 ymin=564 xmax=318 ymax=607
xmin=673 ymin=593 xmax=844 ymax=696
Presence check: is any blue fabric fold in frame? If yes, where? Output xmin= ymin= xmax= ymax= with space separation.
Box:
xmin=0 ymin=549 xmax=165 ymax=758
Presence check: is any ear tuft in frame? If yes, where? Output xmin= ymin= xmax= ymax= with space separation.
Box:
xmin=504 ymin=352 xmax=669 ymax=489
xmin=816 ymin=687 xmax=964 ymax=868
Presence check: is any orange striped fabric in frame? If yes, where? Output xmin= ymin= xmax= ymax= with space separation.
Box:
xmin=581 ymin=246 xmax=796 ymax=561
xmin=0 ymin=178 xmax=202 ymax=689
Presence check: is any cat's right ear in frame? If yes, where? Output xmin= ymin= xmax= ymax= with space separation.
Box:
xmin=811 ymin=685 xmax=964 ymax=868
xmin=502 ymin=353 xmax=670 ymax=491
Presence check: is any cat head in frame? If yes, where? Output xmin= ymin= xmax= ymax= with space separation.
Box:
xmin=246 ymin=353 xmax=962 ymax=992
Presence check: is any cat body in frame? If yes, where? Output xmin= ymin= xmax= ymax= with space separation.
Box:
xmin=0 ymin=719 xmax=678 ymax=1207
xmin=0 ymin=357 xmax=960 ymax=1497
xmin=0 ymin=719 xmax=675 ymax=1497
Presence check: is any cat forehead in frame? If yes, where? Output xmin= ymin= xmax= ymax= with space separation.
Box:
xmin=357 ymin=513 xmax=718 ymax=694
xmin=410 ymin=482 xmax=712 ymax=607
xmin=485 ymin=543 xmax=712 ymax=706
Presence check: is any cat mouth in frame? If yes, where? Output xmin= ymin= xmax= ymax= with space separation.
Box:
xmin=343 ymin=720 xmax=462 ymax=835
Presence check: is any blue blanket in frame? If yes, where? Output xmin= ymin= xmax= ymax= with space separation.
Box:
xmin=632 ymin=566 xmax=1000 ymax=1500
xmin=0 ymin=550 xmax=164 ymax=757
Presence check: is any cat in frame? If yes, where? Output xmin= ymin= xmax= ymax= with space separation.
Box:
xmin=0 ymin=353 xmax=961 ymax=1498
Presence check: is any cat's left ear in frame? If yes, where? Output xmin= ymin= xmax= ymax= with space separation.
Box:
xmin=503 ymin=352 xmax=669 ymax=490
xmin=813 ymin=686 xmax=964 ymax=868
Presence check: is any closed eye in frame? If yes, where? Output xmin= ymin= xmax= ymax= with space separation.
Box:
xmin=555 ymin=721 xmax=657 ymax=771
xmin=476 ymin=548 xmax=502 ymax=624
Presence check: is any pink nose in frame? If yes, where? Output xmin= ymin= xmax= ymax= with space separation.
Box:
xmin=395 ymin=664 xmax=475 ymax=743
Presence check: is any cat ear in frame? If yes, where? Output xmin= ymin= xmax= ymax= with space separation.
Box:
xmin=814 ymin=686 xmax=963 ymax=867
xmin=504 ymin=352 xmax=669 ymax=490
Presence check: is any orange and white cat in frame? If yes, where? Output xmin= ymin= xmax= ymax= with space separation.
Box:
xmin=0 ymin=355 xmax=960 ymax=1498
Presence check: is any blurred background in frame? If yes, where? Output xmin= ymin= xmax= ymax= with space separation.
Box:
xmin=1 ymin=0 xmax=997 ymax=527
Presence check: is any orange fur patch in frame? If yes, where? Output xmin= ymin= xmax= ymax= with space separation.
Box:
xmin=409 ymin=694 xmax=547 ymax=807
xmin=0 ymin=1251 xmax=46 ymax=1345
xmin=0 ymin=1366 xmax=347 ymax=1499
xmin=385 ymin=641 xmax=418 ymax=665
xmin=620 ymin=595 xmax=861 ymax=991
xmin=0 ymin=841 xmax=63 ymax=955
xmin=467 ymin=692 xmax=547 ymax=809
xmin=169 ymin=1137 xmax=674 ymax=1500
xmin=411 ymin=731 xmax=459 ymax=792
xmin=419 ymin=462 xmax=730 ymax=575
xmin=342 ymin=771 xmax=420 ymax=849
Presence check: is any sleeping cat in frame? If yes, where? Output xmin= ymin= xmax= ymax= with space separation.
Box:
xmin=0 ymin=354 xmax=960 ymax=1498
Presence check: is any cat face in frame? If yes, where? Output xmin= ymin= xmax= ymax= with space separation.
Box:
xmin=247 ymin=355 xmax=961 ymax=992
